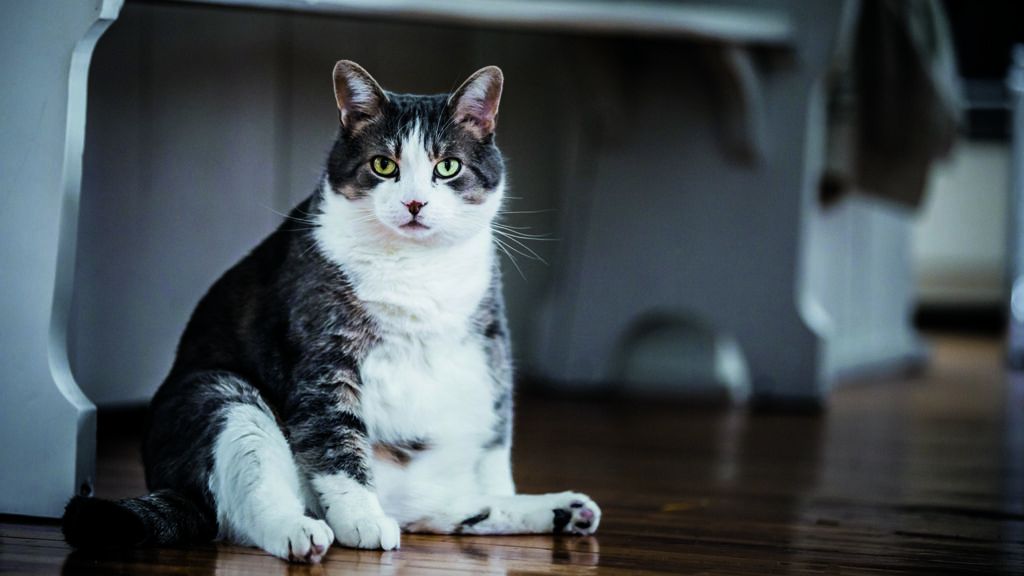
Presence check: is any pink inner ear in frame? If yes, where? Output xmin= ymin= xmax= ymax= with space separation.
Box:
xmin=340 ymin=78 xmax=377 ymax=118
xmin=456 ymin=75 xmax=501 ymax=131
xmin=333 ymin=61 xmax=387 ymax=129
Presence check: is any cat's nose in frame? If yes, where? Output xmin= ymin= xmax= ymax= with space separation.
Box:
xmin=403 ymin=200 xmax=427 ymax=216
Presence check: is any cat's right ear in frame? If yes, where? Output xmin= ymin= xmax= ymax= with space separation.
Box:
xmin=333 ymin=60 xmax=388 ymax=131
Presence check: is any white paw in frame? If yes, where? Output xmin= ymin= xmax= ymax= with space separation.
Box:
xmin=263 ymin=516 xmax=334 ymax=563
xmin=331 ymin=513 xmax=401 ymax=550
xmin=553 ymin=492 xmax=601 ymax=535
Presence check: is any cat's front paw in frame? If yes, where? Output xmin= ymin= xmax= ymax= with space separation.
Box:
xmin=330 ymin=512 xmax=401 ymax=550
xmin=263 ymin=516 xmax=334 ymax=563
xmin=552 ymin=492 xmax=601 ymax=535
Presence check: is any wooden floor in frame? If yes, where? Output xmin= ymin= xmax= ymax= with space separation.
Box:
xmin=3 ymin=335 xmax=1023 ymax=574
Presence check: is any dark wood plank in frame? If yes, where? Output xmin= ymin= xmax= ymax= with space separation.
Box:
xmin=2 ymin=335 xmax=1022 ymax=574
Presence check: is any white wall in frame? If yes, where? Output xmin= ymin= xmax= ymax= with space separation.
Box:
xmin=911 ymin=141 xmax=1011 ymax=305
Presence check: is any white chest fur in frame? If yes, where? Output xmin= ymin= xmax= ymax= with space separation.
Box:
xmin=353 ymin=232 xmax=498 ymax=445
xmin=332 ymin=234 xmax=498 ymax=442
xmin=343 ymin=235 xmax=493 ymax=336
xmin=359 ymin=332 xmax=496 ymax=445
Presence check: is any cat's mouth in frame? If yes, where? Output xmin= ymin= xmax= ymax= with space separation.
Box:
xmin=400 ymin=220 xmax=430 ymax=230
xmin=395 ymin=219 xmax=436 ymax=239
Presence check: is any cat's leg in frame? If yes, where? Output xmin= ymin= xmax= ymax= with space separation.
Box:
xmin=205 ymin=375 xmax=334 ymax=563
xmin=461 ymin=432 xmax=597 ymax=533
xmin=477 ymin=444 xmax=516 ymax=496
xmin=398 ymin=423 xmax=597 ymax=535
xmin=404 ymin=491 xmax=601 ymax=536
xmin=285 ymin=366 xmax=400 ymax=550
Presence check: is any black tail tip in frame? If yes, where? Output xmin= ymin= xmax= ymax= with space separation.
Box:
xmin=62 ymin=496 xmax=145 ymax=549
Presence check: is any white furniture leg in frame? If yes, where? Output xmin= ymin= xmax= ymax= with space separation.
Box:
xmin=0 ymin=0 xmax=122 ymax=517
xmin=533 ymin=3 xmax=849 ymax=404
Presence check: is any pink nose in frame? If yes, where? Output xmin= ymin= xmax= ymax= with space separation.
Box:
xmin=404 ymin=200 xmax=426 ymax=216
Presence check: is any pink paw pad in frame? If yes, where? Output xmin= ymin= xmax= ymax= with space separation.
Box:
xmin=555 ymin=496 xmax=601 ymax=535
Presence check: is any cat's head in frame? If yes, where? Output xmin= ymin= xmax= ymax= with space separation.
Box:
xmin=318 ymin=60 xmax=505 ymax=249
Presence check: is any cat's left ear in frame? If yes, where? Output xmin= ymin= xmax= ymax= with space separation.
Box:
xmin=333 ymin=60 xmax=388 ymax=131
xmin=448 ymin=66 xmax=503 ymax=139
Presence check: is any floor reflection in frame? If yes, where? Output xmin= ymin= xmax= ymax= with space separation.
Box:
xmin=60 ymin=534 xmax=600 ymax=575
xmin=62 ymin=544 xmax=220 ymax=575
xmin=342 ymin=535 xmax=600 ymax=575
xmin=1002 ymin=372 xmax=1024 ymax=572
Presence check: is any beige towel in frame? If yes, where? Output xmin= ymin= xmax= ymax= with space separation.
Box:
xmin=824 ymin=0 xmax=961 ymax=208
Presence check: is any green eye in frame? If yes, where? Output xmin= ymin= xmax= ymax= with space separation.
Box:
xmin=371 ymin=156 xmax=398 ymax=177
xmin=434 ymin=158 xmax=461 ymax=179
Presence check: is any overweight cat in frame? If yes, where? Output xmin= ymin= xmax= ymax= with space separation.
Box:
xmin=62 ymin=61 xmax=600 ymax=563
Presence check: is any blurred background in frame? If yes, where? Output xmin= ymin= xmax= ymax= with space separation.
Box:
xmin=62 ymin=0 xmax=1022 ymax=407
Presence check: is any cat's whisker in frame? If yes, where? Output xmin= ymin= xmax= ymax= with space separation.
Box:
xmin=284 ymin=215 xmax=320 ymax=225
xmin=491 ymin=226 xmax=557 ymax=237
xmin=258 ymin=202 xmax=321 ymax=226
xmin=497 ymin=208 xmax=555 ymax=215
xmin=499 ymin=234 xmax=558 ymax=242
xmin=350 ymin=215 xmax=380 ymax=225
xmin=491 ymin=224 xmax=555 ymax=239
xmin=492 ymin=227 xmax=558 ymax=243
xmin=492 ymin=222 xmax=533 ymax=231
xmin=292 ymin=202 xmax=323 ymax=218
xmin=299 ymin=238 xmax=323 ymax=259
xmin=496 ymin=232 xmax=548 ymax=263
xmin=491 ymin=229 xmax=547 ymax=265
xmin=492 ymin=236 xmax=527 ymax=280
xmin=495 ymin=238 xmax=543 ymax=267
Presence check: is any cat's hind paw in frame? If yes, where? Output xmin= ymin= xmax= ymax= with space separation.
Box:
xmin=552 ymin=493 xmax=601 ymax=535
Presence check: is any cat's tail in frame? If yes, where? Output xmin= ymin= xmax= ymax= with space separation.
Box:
xmin=62 ymin=490 xmax=216 ymax=549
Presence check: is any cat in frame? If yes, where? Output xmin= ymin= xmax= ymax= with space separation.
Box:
xmin=61 ymin=60 xmax=600 ymax=563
